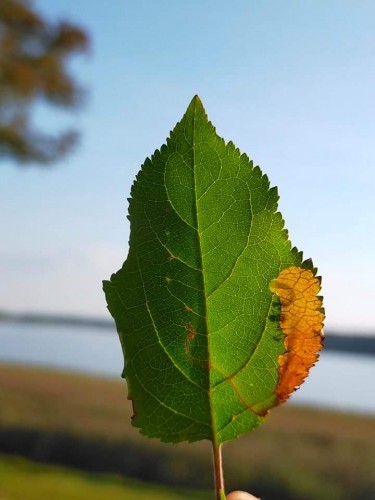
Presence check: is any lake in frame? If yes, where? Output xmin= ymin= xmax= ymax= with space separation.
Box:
xmin=1 ymin=322 xmax=374 ymax=415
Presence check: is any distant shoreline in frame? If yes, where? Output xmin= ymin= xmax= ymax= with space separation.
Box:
xmin=1 ymin=310 xmax=374 ymax=356
xmin=0 ymin=311 xmax=113 ymax=330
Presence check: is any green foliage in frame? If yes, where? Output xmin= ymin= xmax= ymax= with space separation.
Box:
xmin=0 ymin=0 xmax=89 ymax=165
xmin=104 ymin=96 xmax=307 ymax=445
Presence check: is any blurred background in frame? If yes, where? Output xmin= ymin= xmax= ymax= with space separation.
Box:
xmin=1 ymin=1 xmax=374 ymax=499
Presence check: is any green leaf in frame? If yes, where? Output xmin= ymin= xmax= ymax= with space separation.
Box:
xmin=103 ymin=96 xmax=324 ymax=449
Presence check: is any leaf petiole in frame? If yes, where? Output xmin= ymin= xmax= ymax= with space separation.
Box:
xmin=212 ymin=441 xmax=226 ymax=499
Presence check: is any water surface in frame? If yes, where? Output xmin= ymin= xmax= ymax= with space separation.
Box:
xmin=1 ymin=322 xmax=374 ymax=415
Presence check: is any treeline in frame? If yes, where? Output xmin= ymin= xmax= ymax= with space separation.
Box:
xmin=324 ymin=334 xmax=375 ymax=356
xmin=0 ymin=311 xmax=113 ymax=330
xmin=0 ymin=427 xmax=205 ymax=489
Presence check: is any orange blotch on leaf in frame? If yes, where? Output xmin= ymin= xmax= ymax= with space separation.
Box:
xmin=270 ymin=266 xmax=324 ymax=404
xmin=184 ymin=323 xmax=195 ymax=343
xmin=184 ymin=323 xmax=196 ymax=360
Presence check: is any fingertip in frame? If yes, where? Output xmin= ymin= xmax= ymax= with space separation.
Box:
xmin=226 ymin=491 xmax=260 ymax=500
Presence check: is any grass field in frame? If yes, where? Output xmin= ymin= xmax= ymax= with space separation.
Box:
xmin=0 ymin=455 xmax=209 ymax=500
xmin=1 ymin=363 xmax=375 ymax=499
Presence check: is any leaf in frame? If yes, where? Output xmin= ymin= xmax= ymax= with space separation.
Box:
xmin=103 ymin=95 xmax=324 ymax=449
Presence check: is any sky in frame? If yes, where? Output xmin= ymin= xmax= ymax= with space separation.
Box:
xmin=1 ymin=0 xmax=374 ymax=334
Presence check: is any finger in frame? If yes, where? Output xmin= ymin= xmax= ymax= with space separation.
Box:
xmin=226 ymin=491 xmax=260 ymax=500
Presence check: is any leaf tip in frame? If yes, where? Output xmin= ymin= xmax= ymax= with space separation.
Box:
xmin=191 ymin=93 xmax=202 ymax=103
xmin=187 ymin=94 xmax=206 ymax=114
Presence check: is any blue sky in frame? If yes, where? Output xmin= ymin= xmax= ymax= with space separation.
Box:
xmin=1 ymin=0 xmax=374 ymax=333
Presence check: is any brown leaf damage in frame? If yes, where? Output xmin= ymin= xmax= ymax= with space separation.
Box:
xmin=127 ymin=395 xmax=137 ymax=420
xmin=270 ymin=266 xmax=324 ymax=404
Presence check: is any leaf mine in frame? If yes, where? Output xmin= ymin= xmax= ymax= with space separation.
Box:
xmin=270 ymin=266 xmax=325 ymax=404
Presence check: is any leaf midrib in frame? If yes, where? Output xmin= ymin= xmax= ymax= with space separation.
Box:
xmin=189 ymin=98 xmax=217 ymax=444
